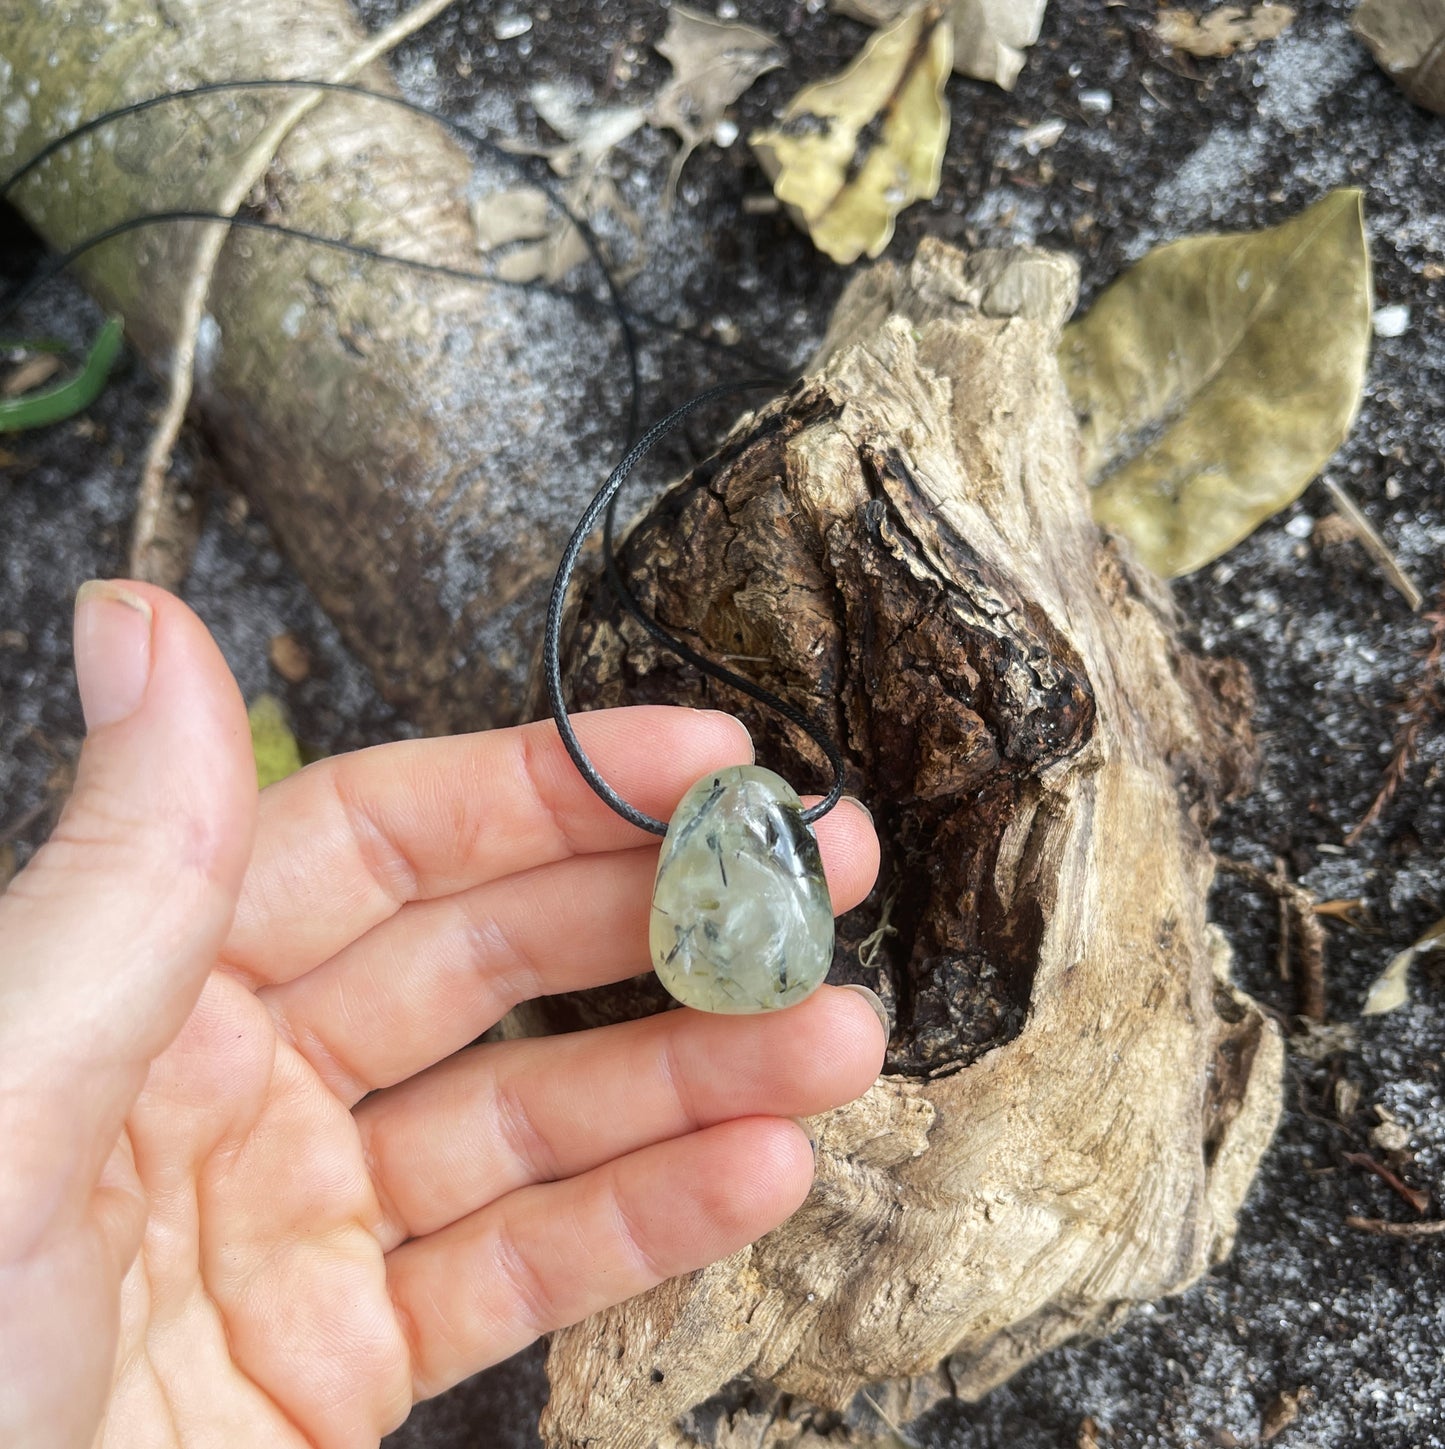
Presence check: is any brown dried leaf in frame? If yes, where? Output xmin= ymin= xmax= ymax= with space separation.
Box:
xmin=834 ymin=0 xmax=1047 ymax=87
xmin=1154 ymin=4 xmax=1296 ymax=58
xmin=750 ymin=3 xmax=952 ymax=264
xmin=1059 ymin=190 xmax=1371 ymax=577
xmin=1260 ymin=1388 xmax=1310 ymax=1442
xmin=1354 ymin=0 xmax=1445 ymax=115
xmin=651 ymin=4 xmax=783 ymax=199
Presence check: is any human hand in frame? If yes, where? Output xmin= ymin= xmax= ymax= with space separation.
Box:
xmin=0 ymin=582 xmax=884 ymax=1449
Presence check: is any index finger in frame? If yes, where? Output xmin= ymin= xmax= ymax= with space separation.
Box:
xmin=221 ymin=707 xmax=754 ymax=987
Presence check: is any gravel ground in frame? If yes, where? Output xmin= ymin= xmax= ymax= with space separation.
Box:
xmin=2 ymin=1 xmax=1442 ymax=1446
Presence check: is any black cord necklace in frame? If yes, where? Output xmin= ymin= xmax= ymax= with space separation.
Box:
xmin=4 ymin=77 xmax=853 ymax=1014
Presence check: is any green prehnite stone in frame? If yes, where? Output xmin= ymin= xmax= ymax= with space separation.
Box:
xmin=650 ymin=765 xmax=835 ymax=1014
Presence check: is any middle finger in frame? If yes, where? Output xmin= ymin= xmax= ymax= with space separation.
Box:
xmin=262 ymin=797 xmax=879 ymax=1103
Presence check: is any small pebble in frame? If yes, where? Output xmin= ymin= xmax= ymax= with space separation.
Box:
xmin=493 ymin=13 xmax=532 ymax=40
xmin=1372 ymin=304 xmax=1410 ymax=338
xmin=1018 ymin=117 xmax=1067 ymax=155
xmin=713 ymin=118 xmax=739 ymax=147
xmin=269 ymin=632 xmax=312 ymax=684
xmin=1284 ymin=514 xmax=1314 ymax=539
xmin=1079 ymin=89 xmax=1113 ymax=116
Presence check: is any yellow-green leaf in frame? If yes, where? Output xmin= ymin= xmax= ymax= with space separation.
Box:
xmin=249 ymin=694 xmax=304 ymax=790
xmin=749 ymin=3 xmax=951 ymax=265
xmin=1362 ymin=915 xmax=1445 ymax=1016
xmin=1059 ymin=190 xmax=1372 ymax=577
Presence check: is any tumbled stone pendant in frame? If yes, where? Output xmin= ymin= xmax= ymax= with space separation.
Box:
xmin=650 ymin=764 xmax=835 ymax=1014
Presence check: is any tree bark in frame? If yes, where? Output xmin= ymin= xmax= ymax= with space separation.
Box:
xmin=1 ymin=0 xmax=626 ymax=729
xmin=531 ymin=240 xmax=1283 ymax=1449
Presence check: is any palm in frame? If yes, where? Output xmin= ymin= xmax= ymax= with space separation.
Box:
xmin=38 ymin=706 xmax=882 ymax=1448
xmin=103 ymin=973 xmax=406 ymax=1445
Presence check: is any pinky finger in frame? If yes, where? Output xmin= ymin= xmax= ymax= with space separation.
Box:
xmin=388 ymin=1116 xmax=814 ymax=1400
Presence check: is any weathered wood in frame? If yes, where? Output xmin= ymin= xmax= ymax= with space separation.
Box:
xmin=1 ymin=0 xmax=625 ymax=729
xmin=534 ymin=240 xmax=1282 ymax=1449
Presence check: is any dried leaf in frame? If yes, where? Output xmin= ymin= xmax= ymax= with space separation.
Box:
xmin=950 ymin=0 xmax=1049 ymax=87
xmin=1059 ymin=190 xmax=1371 ymax=577
xmin=1353 ymin=0 xmax=1445 ymax=116
xmin=1362 ymin=915 xmax=1445 ymax=1015
xmin=651 ymin=5 xmax=783 ymax=201
xmin=472 ymin=186 xmax=553 ymax=253
xmin=1260 ymin=1388 xmax=1311 ymax=1442
xmin=484 ymin=82 xmax=649 ymax=284
xmin=1154 ymin=4 xmax=1296 ymax=58
xmin=520 ymin=83 xmax=647 ymax=176
xmin=478 ymin=175 xmax=642 ymax=286
xmin=833 ymin=0 xmax=1047 ymax=88
xmin=750 ymin=3 xmax=952 ymax=265
xmin=248 ymin=694 xmax=304 ymax=791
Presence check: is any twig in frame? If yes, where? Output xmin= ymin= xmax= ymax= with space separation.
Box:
xmin=127 ymin=0 xmax=458 ymax=583
xmin=1343 ymin=1151 xmax=1431 ymax=1215
xmin=1218 ymin=858 xmax=1326 ymax=1020
xmin=1322 ymin=478 xmax=1424 ymax=612
xmin=859 ymin=1390 xmax=920 ymax=1449
xmin=1347 ymin=584 xmax=1445 ymax=844
xmin=1345 ymin=1215 xmax=1445 ymax=1238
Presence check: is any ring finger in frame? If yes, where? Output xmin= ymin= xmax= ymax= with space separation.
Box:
xmin=356 ymin=983 xmax=887 ymax=1251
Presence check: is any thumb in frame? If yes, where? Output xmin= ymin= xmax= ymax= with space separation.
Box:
xmin=0 ymin=580 xmax=256 ymax=1246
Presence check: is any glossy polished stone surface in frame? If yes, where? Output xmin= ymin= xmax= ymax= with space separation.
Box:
xmin=650 ymin=765 xmax=835 ymax=1013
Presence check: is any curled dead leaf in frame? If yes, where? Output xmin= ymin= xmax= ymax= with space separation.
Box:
xmin=651 ymin=5 xmax=783 ymax=203
xmin=1354 ymin=0 xmax=1445 ymax=115
xmin=1154 ymin=4 xmax=1296 ymax=58
xmin=1060 ymin=190 xmax=1371 ymax=577
xmin=750 ymin=3 xmax=952 ymax=264
xmin=833 ymin=0 xmax=1047 ymax=88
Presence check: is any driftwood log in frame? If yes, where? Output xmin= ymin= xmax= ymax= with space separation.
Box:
xmin=1 ymin=0 xmax=628 ymax=730
xmin=530 ymin=240 xmax=1284 ymax=1449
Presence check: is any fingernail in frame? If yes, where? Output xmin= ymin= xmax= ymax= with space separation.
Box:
xmin=842 ymin=795 xmax=874 ymax=827
xmin=842 ymin=983 xmax=890 ymax=1041
xmin=789 ymin=1115 xmax=817 ymax=1160
xmin=700 ymin=709 xmax=755 ymax=764
xmin=74 ymin=580 xmax=153 ymax=730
